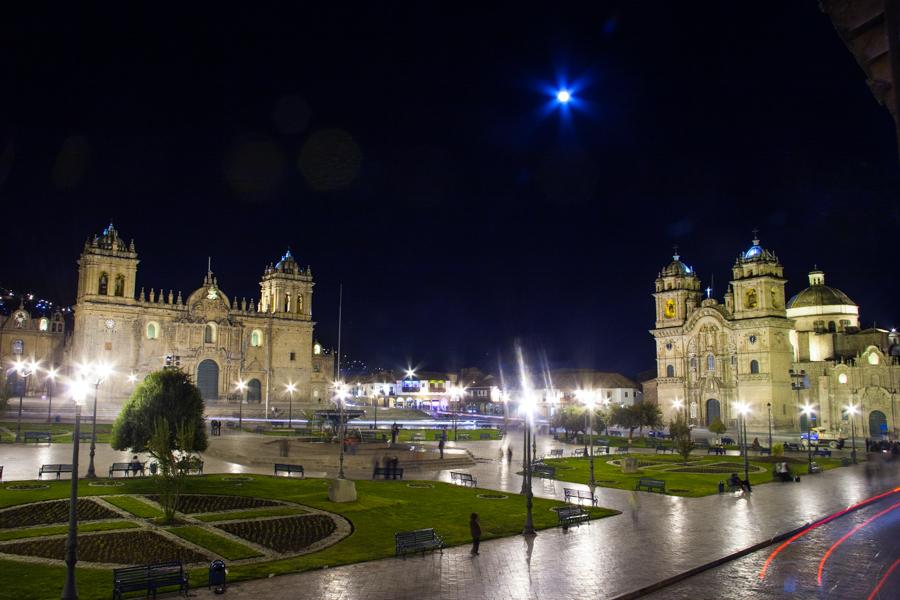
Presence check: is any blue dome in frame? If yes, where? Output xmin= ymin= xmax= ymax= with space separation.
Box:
xmin=743 ymin=244 xmax=762 ymax=259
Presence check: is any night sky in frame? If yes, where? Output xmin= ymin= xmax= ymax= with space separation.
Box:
xmin=2 ymin=3 xmax=898 ymax=377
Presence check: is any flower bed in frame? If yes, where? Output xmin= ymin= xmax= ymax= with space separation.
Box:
xmin=0 ymin=499 xmax=119 ymax=528
xmin=215 ymin=514 xmax=336 ymax=553
xmin=144 ymin=494 xmax=281 ymax=514
xmin=0 ymin=530 xmax=209 ymax=564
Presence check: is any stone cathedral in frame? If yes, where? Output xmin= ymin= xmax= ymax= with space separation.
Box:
xmin=68 ymin=223 xmax=333 ymax=408
xmin=651 ymin=236 xmax=900 ymax=439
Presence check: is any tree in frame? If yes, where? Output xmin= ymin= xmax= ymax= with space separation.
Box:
xmin=111 ymin=369 xmax=207 ymax=523
xmin=551 ymin=406 xmax=586 ymax=441
xmin=670 ymin=417 xmax=694 ymax=465
xmin=611 ymin=405 xmax=642 ymax=440
xmin=636 ymin=402 xmax=663 ymax=438
xmin=708 ymin=416 xmax=727 ymax=439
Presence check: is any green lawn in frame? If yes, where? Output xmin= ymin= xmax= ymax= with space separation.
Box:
xmin=0 ymin=421 xmax=113 ymax=444
xmin=0 ymin=476 xmax=618 ymax=599
xmin=397 ymin=427 xmax=501 ymax=442
xmin=167 ymin=526 xmax=262 ymax=560
xmin=540 ymin=453 xmax=845 ymax=497
xmin=101 ymin=494 xmax=165 ymax=518
xmin=194 ymin=506 xmax=307 ymax=522
xmin=0 ymin=520 xmax=138 ymax=541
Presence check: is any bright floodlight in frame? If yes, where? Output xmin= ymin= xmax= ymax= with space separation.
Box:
xmin=801 ymin=402 xmax=815 ymax=417
xmin=235 ymin=380 xmax=247 ymax=392
xmin=576 ymin=389 xmax=596 ymax=408
xmin=405 ymin=368 xmax=416 ymax=379
xmin=735 ymin=401 xmax=750 ymax=416
xmin=285 ymin=382 xmax=297 ymax=393
xmin=845 ymin=403 xmax=859 ymax=416
xmin=673 ymin=398 xmax=683 ymax=411
xmin=556 ymin=89 xmax=571 ymax=103
xmin=70 ymin=379 xmax=89 ymax=404
xmin=127 ymin=372 xmax=138 ymax=384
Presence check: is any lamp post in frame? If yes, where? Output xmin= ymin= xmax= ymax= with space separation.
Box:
xmin=766 ymin=402 xmax=773 ymax=452
xmin=735 ymin=401 xmax=750 ymax=485
xmin=46 ymin=365 xmax=58 ymax=424
xmin=521 ymin=392 xmax=536 ymax=536
xmin=801 ymin=403 xmax=816 ymax=474
xmin=449 ymin=385 xmax=464 ymax=441
xmin=846 ymin=403 xmax=859 ymax=464
xmin=84 ymin=362 xmax=112 ymax=479
xmin=334 ymin=381 xmax=348 ymax=479
xmin=13 ymin=358 xmax=39 ymax=443
xmin=576 ymin=390 xmax=597 ymax=489
xmin=61 ymin=378 xmax=88 ymax=600
xmin=501 ymin=390 xmax=509 ymax=437
xmin=235 ymin=380 xmax=247 ymax=430
xmin=285 ymin=382 xmax=296 ymax=429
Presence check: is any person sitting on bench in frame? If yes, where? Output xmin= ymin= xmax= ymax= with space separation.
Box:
xmin=728 ymin=472 xmax=752 ymax=492
xmin=774 ymin=461 xmax=793 ymax=482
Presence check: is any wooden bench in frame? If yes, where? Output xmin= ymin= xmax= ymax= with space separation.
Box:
xmin=457 ymin=433 xmax=470 ymax=440
xmin=564 ymin=488 xmax=597 ymax=506
xmin=557 ymin=505 xmax=589 ymax=528
xmin=707 ymin=446 xmax=726 ymax=455
xmin=635 ymin=477 xmax=666 ymax=493
xmin=181 ymin=460 xmax=203 ymax=475
xmin=38 ymin=464 xmax=73 ymax=479
xmin=655 ymin=445 xmax=674 ymax=454
xmin=78 ymin=431 xmax=93 ymax=442
xmin=530 ymin=463 xmax=556 ymax=478
xmin=24 ymin=431 xmax=52 ymax=444
xmin=395 ymin=528 xmax=444 ymax=556
xmin=450 ymin=471 xmax=477 ymax=487
xmin=783 ymin=442 xmax=802 ymax=452
xmin=547 ymin=448 xmax=564 ymax=458
xmin=572 ymin=448 xmax=586 ymax=457
xmin=813 ymin=448 xmax=832 ymax=457
xmin=758 ymin=447 xmax=771 ymax=456
xmin=595 ymin=445 xmax=611 ymax=455
xmin=109 ymin=462 xmax=146 ymax=477
xmin=112 ymin=560 xmax=188 ymax=600
xmin=615 ymin=446 xmax=630 ymax=455
xmin=274 ymin=463 xmax=305 ymax=478
xmin=373 ymin=467 xmax=404 ymax=480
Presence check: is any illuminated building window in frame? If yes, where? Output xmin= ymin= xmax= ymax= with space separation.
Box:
xmin=707 ymin=354 xmax=715 ymax=372
xmin=146 ymin=322 xmax=159 ymax=339
xmin=250 ymin=329 xmax=263 ymax=347
xmin=98 ymin=272 xmax=109 ymax=295
xmin=750 ymin=359 xmax=759 ymax=374
xmin=39 ymin=318 xmax=49 ymax=332
xmin=666 ymin=365 xmax=675 ymax=377
xmin=114 ymin=275 xmax=125 ymax=297
xmin=205 ymin=323 xmax=216 ymax=343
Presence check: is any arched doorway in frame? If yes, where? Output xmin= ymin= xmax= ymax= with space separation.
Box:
xmin=869 ymin=410 xmax=888 ymax=438
xmin=705 ymin=399 xmax=721 ymax=426
xmin=799 ymin=413 xmax=809 ymax=433
xmin=197 ymin=360 xmax=219 ymax=401
xmin=247 ymin=379 xmax=262 ymax=403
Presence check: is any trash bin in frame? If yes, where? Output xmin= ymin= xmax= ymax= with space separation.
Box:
xmin=208 ymin=559 xmax=226 ymax=593
xmin=717 ymin=481 xmax=725 ymax=494
xmin=149 ymin=462 xmax=158 ymax=475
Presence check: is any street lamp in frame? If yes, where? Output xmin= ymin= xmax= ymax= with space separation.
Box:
xmin=735 ymin=401 xmax=750 ymax=485
xmin=449 ymin=385 xmax=465 ymax=441
xmin=520 ymin=391 xmax=536 ymax=536
xmin=83 ymin=361 xmax=113 ymax=479
xmin=766 ymin=402 xmax=773 ymax=453
xmin=13 ymin=357 xmax=39 ymax=443
xmin=46 ymin=365 xmax=59 ymax=424
xmin=801 ymin=402 xmax=816 ymax=474
xmin=334 ymin=380 xmax=348 ymax=479
xmin=61 ymin=377 xmax=88 ymax=600
xmin=576 ymin=390 xmax=597 ymax=489
xmin=845 ymin=403 xmax=859 ymax=464
xmin=285 ymin=382 xmax=296 ymax=429
xmin=501 ymin=390 xmax=510 ymax=437
xmin=235 ymin=380 xmax=247 ymax=430
xmin=127 ymin=372 xmax=138 ymax=385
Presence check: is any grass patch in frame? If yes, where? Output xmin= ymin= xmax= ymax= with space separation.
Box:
xmin=0 ymin=520 xmax=138 ymax=541
xmin=102 ymin=495 xmax=164 ymax=518
xmin=144 ymin=494 xmax=281 ymax=514
xmin=195 ymin=506 xmax=307 ymax=522
xmin=2 ymin=530 xmax=209 ymax=564
xmin=0 ymin=499 xmax=119 ymax=527
xmin=542 ymin=454 xmax=845 ymax=497
xmin=397 ymin=427 xmax=501 ymax=442
xmin=215 ymin=514 xmax=334 ymax=553
xmin=168 ymin=526 xmax=262 ymax=560
xmin=0 ymin=421 xmax=113 ymax=444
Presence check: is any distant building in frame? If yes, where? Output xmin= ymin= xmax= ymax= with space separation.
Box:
xmin=0 ymin=300 xmax=66 ymax=395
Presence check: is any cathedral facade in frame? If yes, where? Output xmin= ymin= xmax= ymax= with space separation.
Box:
xmin=652 ymin=236 xmax=899 ymax=439
xmin=4 ymin=223 xmax=333 ymax=411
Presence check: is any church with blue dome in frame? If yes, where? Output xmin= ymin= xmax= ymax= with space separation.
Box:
xmin=651 ymin=235 xmax=899 ymax=439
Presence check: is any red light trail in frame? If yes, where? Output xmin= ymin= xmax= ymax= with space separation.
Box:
xmin=816 ymin=501 xmax=900 ymax=585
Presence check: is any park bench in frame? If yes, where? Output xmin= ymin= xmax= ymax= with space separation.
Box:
xmin=655 ymin=445 xmax=674 ymax=454
xmin=271 ymin=421 xmax=287 ymax=429
xmin=457 ymin=433 xmax=470 ymax=440
xmin=38 ymin=464 xmax=73 ymax=479
xmin=556 ymin=505 xmax=589 ymax=528
xmin=395 ymin=528 xmax=444 ymax=557
xmin=373 ymin=467 xmax=404 ymax=480
xmin=758 ymin=447 xmax=771 ymax=456
xmin=707 ymin=446 xmax=726 ymax=455
xmin=359 ymin=430 xmax=383 ymax=443
xmin=479 ymin=433 xmax=491 ymax=440
xmin=635 ymin=477 xmax=666 ymax=493
xmin=24 ymin=431 xmax=52 ymax=444
xmin=783 ymin=442 xmax=801 ymax=452
xmin=594 ymin=445 xmax=611 ymax=455
xmin=411 ymin=433 xmax=425 ymax=441
xmin=108 ymin=462 xmax=146 ymax=477
xmin=530 ymin=463 xmax=556 ymax=478
xmin=78 ymin=431 xmax=93 ymax=442
xmin=722 ymin=437 xmax=735 ymax=445
xmin=693 ymin=439 xmax=710 ymax=449
xmin=112 ymin=560 xmax=189 ymax=600
xmin=564 ymin=488 xmax=597 ymax=506
xmin=274 ymin=463 xmax=305 ymax=478
xmin=450 ymin=471 xmax=477 ymax=487
xmin=572 ymin=448 xmax=586 ymax=457
xmin=614 ymin=446 xmax=629 ymax=455
xmin=813 ymin=448 xmax=832 ymax=458
xmin=548 ymin=448 xmax=564 ymax=458
xmin=182 ymin=460 xmax=204 ymax=475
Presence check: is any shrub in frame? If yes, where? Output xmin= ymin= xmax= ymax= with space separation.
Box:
xmin=772 ymin=442 xmax=784 ymax=456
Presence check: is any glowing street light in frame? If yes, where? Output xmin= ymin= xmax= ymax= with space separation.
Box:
xmin=333 ymin=380 xmax=349 ymax=479
xmin=575 ymin=389 xmax=598 ymax=490
xmin=61 ymin=378 xmax=88 ymax=600
xmin=735 ymin=401 xmax=751 ymax=485
xmin=845 ymin=403 xmax=859 ymax=464
xmin=127 ymin=372 xmax=138 ymax=384
xmin=82 ymin=361 xmax=113 ymax=479
xmin=235 ymin=380 xmax=247 ymax=430
xmin=556 ymin=89 xmax=571 ymax=103
xmin=45 ymin=365 xmax=59 ymax=424
xmin=448 ymin=384 xmax=466 ymax=441
xmin=285 ymin=382 xmax=297 ymax=429
xmin=801 ymin=402 xmax=816 ymax=474
xmin=520 ymin=389 xmax=537 ymax=536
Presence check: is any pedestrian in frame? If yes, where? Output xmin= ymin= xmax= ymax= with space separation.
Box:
xmin=438 ymin=436 xmax=445 ymax=459
xmin=391 ymin=422 xmax=399 ymax=445
xmin=507 ymin=447 xmax=513 ymax=463
xmin=391 ymin=456 xmax=400 ymax=480
xmin=130 ymin=455 xmax=142 ymax=477
xmin=469 ymin=512 xmax=481 ymax=555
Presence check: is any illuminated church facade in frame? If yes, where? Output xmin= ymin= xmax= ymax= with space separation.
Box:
xmin=651 ymin=236 xmax=899 ymax=439
xmin=66 ymin=223 xmax=333 ymax=408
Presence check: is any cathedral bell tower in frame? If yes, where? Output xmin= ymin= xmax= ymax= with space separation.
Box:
xmin=729 ymin=234 xmax=786 ymax=320
xmin=653 ymin=249 xmax=702 ymax=329
xmin=76 ymin=222 xmax=139 ymax=303
xmin=258 ymin=250 xmax=314 ymax=319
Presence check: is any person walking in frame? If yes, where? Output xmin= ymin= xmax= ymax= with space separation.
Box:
xmin=390 ymin=422 xmax=399 ymax=445
xmin=438 ymin=436 xmax=445 ymax=459
xmin=506 ymin=447 xmax=513 ymax=463
xmin=469 ymin=512 xmax=481 ymax=555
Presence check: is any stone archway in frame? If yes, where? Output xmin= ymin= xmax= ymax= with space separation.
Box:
xmin=247 ymin=379 xmax=262 ymax=403
xmin=197 ymin=359 xmax=219 ymax=401
xmin=705 ymin=398 xmax=721 ymax=426
xmin=869 ymin=410 xmax=888 ymax=439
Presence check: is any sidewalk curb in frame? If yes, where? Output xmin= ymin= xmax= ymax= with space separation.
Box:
xmin=609 ymin=488 xmax=891 ymax=600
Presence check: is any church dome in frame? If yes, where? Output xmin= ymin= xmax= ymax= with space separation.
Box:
xmin=738 ymin=234 xmax=778 ymax=264
xmin=660 ymin=251 xmax=694 ymax=277
xmin=786 ymin=270 xmax=856 ymax=309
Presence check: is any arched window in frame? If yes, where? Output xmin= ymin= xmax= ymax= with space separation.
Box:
xmin=114 ymin=275 xmax=125 ymax=297
xmin=284 ymin=294 xmax=291 ymax=313
xmin=690 ymin=357 xmax=697 ymax=370
xmin=146 ymin=322 xmax=159 ymax=339
xmin=745 ymin=289 xmax=758 ymax=309
xmin=250 ymin=329 xmax=263 ymax=347
xmin=828 ymin=321 xmax=836 ymax=333
xmin=750 ymin=359 xmax=759 ymax=374
xmin=707 ymin=354 xmax=715 ymax=372
xmin=297 ymin=294 xmax=303 ymax=313
xmin=98 ymin=272 xmax=109 ymax=295
xmin=666 ymin=365 xmax=675 ymax=378
xmin=205 ymin=323 xmax=216 ymax=343
xmin=39 ymin=318 xmax=49 ymax=332
xmin=313 ymin=342 xmax=322 ymax=355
